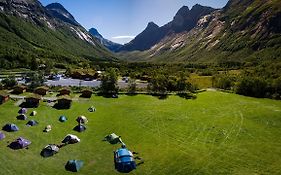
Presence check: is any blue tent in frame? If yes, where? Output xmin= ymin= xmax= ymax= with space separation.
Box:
xmin=26 ymin=120 xmax=39 ymax=126
xmin=73 ymin=124 xmax=86 ymax=132
xmin=2 ymin=123 xmax=19 ymax=132
xmin=0 ymin=132 xmax=5 ymax=140
xmin=18 ymin=108 xmax=27 ymax=114
xmin=114 ymin=148 xmax=136 ymax=173
xmin=59 ymin=116 xmax=67 ymax=122
xmin=17 ymin=114 xmax=27 ymax=120
xmin=65 ymin=160 xmax=84 ymax=172
xmin=9 ymin=137 xmax=31 ymax=149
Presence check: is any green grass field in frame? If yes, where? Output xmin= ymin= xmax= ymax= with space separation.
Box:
xmin=1 ymin=91 xmax=281 ymax=175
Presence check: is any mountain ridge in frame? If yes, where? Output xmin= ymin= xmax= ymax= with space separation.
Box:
xmin=89 ymin=27 xmax=123 ymax=52
xmin=0 ymin=0 xmax=114 ymax=68
xmin=117 ymin=4 xmax=215 ymax=52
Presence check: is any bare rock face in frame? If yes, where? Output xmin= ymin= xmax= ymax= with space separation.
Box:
xmin=118 ymin=4 xmax=215 ymax=52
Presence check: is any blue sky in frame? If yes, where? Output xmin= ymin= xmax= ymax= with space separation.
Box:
xmin=40 ymin=0 xmax=228 ymax=44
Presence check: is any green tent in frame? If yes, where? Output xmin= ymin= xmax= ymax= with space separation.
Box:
xmin=104 ymin=133 xmax=122 ymax=144
xmin=65 ymin=160 xmax=84 ymax=172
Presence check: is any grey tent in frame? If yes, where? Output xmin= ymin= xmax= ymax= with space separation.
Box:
xmin=65 ymin=160 xmax=84 ymax=172
xmin=9 ymin=137 xmax=31 ymax=150
xmin=73 ymin=124 xmax=86 ymax=132
xmin=17 ymin=114 xmax=27 ymax=120
xmin=62 ymin=134 xmax=80 ymax=144
xmin=76 ymin=116 xmax=88 ymax=124
xmin=103 ymin=133 xmax=122 ymax=144
xmin=41 ymin=144 xmax=59 ymax=157
xmin=18 ymin=108 xmax=28 ymax=114
xmin=2 ymin=123 xmax=19 ymax=132
xmin=59 ymin=116 xmax=67 ymax=122
xmin=26 ymin=120 xmax=39 ymax=126
xmin=0 ymin=132 xmax=5 ymax=140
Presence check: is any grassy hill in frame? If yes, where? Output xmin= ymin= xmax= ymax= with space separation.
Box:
xmin=0 ymin=91 xmax=281 ymax=174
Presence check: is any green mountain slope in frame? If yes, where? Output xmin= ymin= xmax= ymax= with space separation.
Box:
xmin=0 ymin=0 xmax=114 ymax=68
xmin=119 ymin=0 xmax=281 ymax=63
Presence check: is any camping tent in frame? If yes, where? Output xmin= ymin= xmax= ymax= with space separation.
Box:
xmin=41 ymin=144 xmax=59 ymax=157
xmin=62 ymin=134 xmax=80 ymax=144
xmin=26 ymin=120 xmax=39 ymax=126
xmin=76 ymin=116 xmax=88 ymax=124
xmin=0 ymin=132 xmax=5 ymax=140
xmin=17 ymin=114 xmax=27 ymax=120
xmin=43 ymin=125 xmax=52 ymax=132
xmin=104 ymin=133 xmax=122 ymax=144
xmin=9 ymin=137 xmax=31 ymax=150
xmin=2 ymin=123 xmax=19 ymax=132
xmin=18 ymin=108 xmax=27 ymax=114
xmin=65 ymin=160 xmax=84 ymax=172
xmin=114 ymin=148 xmax=136 ymax=173
xmin=30 ymin=111 xmax=37 ymax=116
xmin=73 ymin=124 xmax=86 ymax=132
xmin=59 ymin=116 xmax=67 ymax=122
xmin=88 ymin=106 xmax=96 ymax=112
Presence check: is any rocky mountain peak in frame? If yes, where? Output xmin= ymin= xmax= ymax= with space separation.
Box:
xmin=146 ymin=22 xmax=159 ymax=30
xmin=46 ymin=2 xmax=79 ymax=25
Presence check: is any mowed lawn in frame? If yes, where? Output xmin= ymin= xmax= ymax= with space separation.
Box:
xmin=1 ymin=91 xmax=281 ymax=175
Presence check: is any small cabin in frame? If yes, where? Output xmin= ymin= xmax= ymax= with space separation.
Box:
xmin=34 ymin=86 xmax=49 ymax=96
xmin=80 ymin=89 xmax=93 ymax=98
xmin=25 ymin=94 xmax=41 ymax=108
xmin=12 ymin=85 xmax=27 ymax=94
xmin=58 ymin=88 xmax=71 ymax=96
xmin=56 ymin=95 xmax=72 ymax=109
xmin=0 ymin=91 xmax=9 ymax=104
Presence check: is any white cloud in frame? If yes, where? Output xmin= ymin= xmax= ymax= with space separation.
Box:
xmin=112 ymin=36 xmax=135 ymax=39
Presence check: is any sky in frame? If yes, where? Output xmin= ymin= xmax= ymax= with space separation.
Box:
xmin=39 ymin=0 xmax=228 ymax=44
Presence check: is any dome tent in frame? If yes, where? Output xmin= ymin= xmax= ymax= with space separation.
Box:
xmin=9 ymin=137 xmax=31 ymax=150
xmin=65 ymin=160 xmax=84 ymax=172
xmin=114 ymin=148 xmax=136 ymax=173
xmin=30 ymin=111 xmax=37 ymax=116
xmin=18 ymin=108 xmax=27 ymax=114
xmin=76 ymin=116 xmax=88 ymax=124
xmin=0 ymin=132 xmax=5 ymax=140
xmin=104 ymin=133 xmax=122 ymax=144
xmin=59 ymin=115 xmax=67 ymax=122
xmin=2 ymin=123 xmax=19 ymax=132
xmin=62 ymin=134 xmax=80 ymax=144
xmin=73 ymin=124 xmax=86 ymax=132
xmin=26 ymin=120 xmax=39 ymax=127
xmin=41 ymin=144 xmax=59 ymax=157
xmin=17 ymin=114 xmax=27 ymax=120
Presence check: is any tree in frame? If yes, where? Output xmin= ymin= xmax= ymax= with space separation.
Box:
xmin=1 ymin=75 xmax=17 ymax=88
xmin=100 ymin=68 xmax=119 ymax=95
xmin=128 ymin=78 xmax=137 ymax=94
xmin=27 ymin=72 xmax=45 ymax=91
xmin=148 ymin=74 xmax=168 ymax=94
xmin=30 ymin=58 xmax=39 ymax=71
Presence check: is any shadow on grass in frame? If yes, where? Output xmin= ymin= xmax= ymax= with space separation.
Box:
xmin=151 ymin=93 xmax=169 ymax=100
xmin=19 ymin=102 xmax=39 ymax=108
xmin=53 ymin=103 xmax=71 ymax=110
xmin=176 ymin=92 xmax=197 ymax=100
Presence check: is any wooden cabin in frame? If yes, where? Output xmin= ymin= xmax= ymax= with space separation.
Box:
xmin=58 ymin=88 xmax=71 ymax=96
xmin=25 ymin=94 xmax=41 ymax=108
xmin=0 ymin=91 xmax=9 ymax=104
xmin=81 ymin=89 xmax=93 ymax=98
xmin=12 ymin=85 xmax=27 ymax=94
xmin=34 ymin=86 xmax=49 ymax=96
xmin=57 ymin=95 xmax=72 ymax=109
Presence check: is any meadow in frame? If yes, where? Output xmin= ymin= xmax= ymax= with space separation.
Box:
xmin=0 ymin=91 xmax=281 ymax=174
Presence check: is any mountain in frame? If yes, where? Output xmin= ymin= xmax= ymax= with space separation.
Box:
xmin=45 ymin=3 xmax=79 ymax=26
xmin=0 ymin=0 xmax=114 ymax=69
xmin=118 ymin=4 xmax=215 ymax=52
xmin=89 ymin=28 xmax=122 ymax=52
xmin=119 ymin=0 xmax=281 ymax=63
